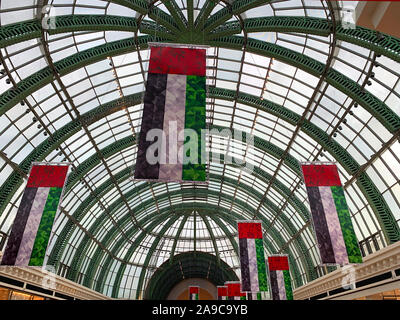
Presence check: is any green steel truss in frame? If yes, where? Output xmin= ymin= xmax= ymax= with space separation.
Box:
xmin=1 ymin=15 xmax=399 ymax=61
xmin=1 ymin=29 xmax=399 ymax=136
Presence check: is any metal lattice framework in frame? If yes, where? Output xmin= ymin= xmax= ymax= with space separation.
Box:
xmin=144 ymin=251 xmax=240 ymax=300
xmin=0 ymin=0 xmax=400 ymax=299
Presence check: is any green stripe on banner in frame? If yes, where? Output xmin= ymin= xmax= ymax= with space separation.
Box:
xmin=257 ymin=292 xmax=262 ymax=300
xmin=182 ymin=75 xmax=206 ymax=181
xmin=255 ymin=238 xmax=268 ymax=291
xmin=29 ymin=187 xmax=63 ymax=266
xmin=283 ymin=270 xmax=293 ymax=300
xmin=331 ymin=186 xmax=363 ymax=264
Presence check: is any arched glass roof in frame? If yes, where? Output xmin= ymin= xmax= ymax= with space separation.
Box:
xmin=0 ymin=0 xmax=399 ymax=299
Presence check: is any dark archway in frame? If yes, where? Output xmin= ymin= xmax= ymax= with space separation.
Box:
xmin=144 ymin=251 xmax=239 ymax=300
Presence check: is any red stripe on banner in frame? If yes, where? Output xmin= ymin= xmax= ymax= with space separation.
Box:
xmin=301 ymin=164 xmax=342 ymax=187
xmin=27 ymin=165 xmax=69 ymax=188
xmin=218 ymin=287 xmax=227 ymax=296
xmin=148 ymin=46 xmax=206 ymax=76
xmin=238 ymin=222 xmax=262 ymax=239
xmin=268 ymin=256 xmax=289 ymax=271
xmin=189 ymin=286 xmax=199 ymax=294
xmin=226 ymin=282 xmax=241 ymax=297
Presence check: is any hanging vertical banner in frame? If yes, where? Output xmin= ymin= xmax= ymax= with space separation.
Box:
xmin=189 ymin=286 xmax=199 ymax=300
xmin=217 ymin=286 xmax=228 ymax=300
xmin=267 ymin=255 xmax=293 ymax=301
xmin=237 ymin=220 xmax=268 ymax=292
xmin=134 ymin=43 xmax=207 ymax=183
xmin=301 ymin=162 xmax=363 ymax=265
xmin=1 ymin=163 xmax=70 ymax=266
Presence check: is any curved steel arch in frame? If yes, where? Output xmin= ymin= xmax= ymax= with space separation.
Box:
xmin=0 ymin=22 xmax=396 ymax=225
xmin=197 ymin=212 xmax=221 ymax=263
xmin=107 ymin=203 xmax=302 ymax=299
xmin=207 ymin=36 xmax=400 ymax=134
xmin=85 ymin=170 xmax=314 ymax=290
xmin=97 ymin=212 xmax=241 ymax=295
xmin=85 ymin=203 xmax=297 ymax=297
xmin=210 ymin=89 xmax=399 ymax=243
xmin=92 ymin=208 xmax=191 ymax=291
xmin=1 ymin=15 xmax=398 ymax=61
xmin=96 ymin=212 xmax=193 ymax=295
xmin=134 ymin=213 xmax=188 ymax=298
xmin=200 ymin=0 xmax=272 ymax=33
xmin=110 ymin=0 xmax=185 ymax=33
xmin=0 ymin=93 xmax=142 ymax=216
xmin=61 ymin=170 xmax=309 ymax=293
xmin=208 ymin=17 xmax=400 ymax=62
xmin=1 ymin=33 xmax=398 ymax=136
xmin=0 ymin=31 xmax=397 ymax=235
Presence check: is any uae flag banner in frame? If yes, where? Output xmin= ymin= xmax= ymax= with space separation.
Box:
xmin=1 ymin=163 xmax=70 ymax=266
xmin=217 ymin=286 xmax=228 ymax=300
xmin=301 ymin=163 xmax=363 ymax=265
xmin=134 ymin=44 xmax=207 ymax=183
xmin=189 ymin=286 xmax=199 ymax=300
xmin=267 ymin=255 xmax=293 ymax=300
xmin=237 ymin=221 xmax=268 ymax=292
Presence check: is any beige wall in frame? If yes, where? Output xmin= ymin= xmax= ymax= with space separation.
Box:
xmin=356 ymin=1 xmax=400 ymax=38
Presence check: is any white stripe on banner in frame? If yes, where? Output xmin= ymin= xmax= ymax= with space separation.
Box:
xmin=247 ymin=238 xmax=259 ymax=292
xmin=159 ymin=73 xmax=186 ymax=181
xmin=319 ymin=186 xmax=349 ymax=265
xmin=277 ymin=270 xmax=287 ymax=300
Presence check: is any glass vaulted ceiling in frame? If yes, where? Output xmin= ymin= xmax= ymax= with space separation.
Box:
xmin=0 ymin=0 xmax=400 ymax=299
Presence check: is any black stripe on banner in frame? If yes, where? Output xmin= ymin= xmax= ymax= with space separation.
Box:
xmin=1 ymin=187 xmax=38 ymax=265
xmin=306 ymin=186 xmax=336 ymax=264
xmin=239 ymin=238 xmax=251 ymax=291
xmin=269 ymin=270 xmax=280 ymax=301
xmin=134 ymin=73 xmax=167 ymax=180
